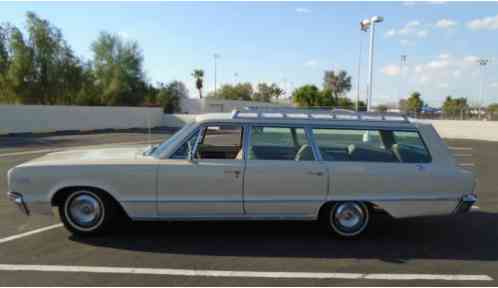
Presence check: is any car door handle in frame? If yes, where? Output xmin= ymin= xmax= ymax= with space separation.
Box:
xmin=224 ymin=169 xmax=241 ymax=178
xmin=306 ymin=171 xmax=324 ymax=176
xmin=415 ymin=164 xmax=426 ymax=171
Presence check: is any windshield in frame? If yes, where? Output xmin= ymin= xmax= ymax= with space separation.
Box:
xmin=148 ymin=123 xmax=195 ymax=157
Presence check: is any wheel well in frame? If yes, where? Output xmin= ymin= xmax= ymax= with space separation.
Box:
xmin=51 ymin=186 xmax=117 ymax=207
xmin=318 ymin=201 xmax=377 ymax=220
xmin=51 ymin=186 xmax=128 ymax=219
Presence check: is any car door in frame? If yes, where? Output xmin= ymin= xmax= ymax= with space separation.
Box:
xmin=243 ymin=126 xmax=328 ymax=217
xmin=157 ymin=124 xmax=245 ymax=217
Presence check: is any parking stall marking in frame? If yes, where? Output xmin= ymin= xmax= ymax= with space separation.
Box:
xmin=459 ymin=163 xmax=475 ymax=167
xmin=449 ymin=146 xmax=473 ymax=151
xmin=0 ymin=264 xmax=492 ymax=281
xmin=0 ymin=224 xmax=63 ymax=245
xmin=454 ymin=153 xmax=473 ymax=157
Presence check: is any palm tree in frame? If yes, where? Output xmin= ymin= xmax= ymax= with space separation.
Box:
xmin=192 ymin=69 xmax=204 ymax=99
xmin=323 ymin=70 xmax=352 ymax=105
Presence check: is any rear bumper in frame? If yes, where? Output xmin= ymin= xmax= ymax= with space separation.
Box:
xmin=453 ymin=194 xmax=478 ymax=214
xmin=7 ymin=191 xmax=30 ymax=216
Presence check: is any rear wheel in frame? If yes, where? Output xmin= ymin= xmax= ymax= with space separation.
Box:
xmin=59 ymin=189 xmax=117 ymax=236
xmin=322 ymin=202 xmax=370 ymax=238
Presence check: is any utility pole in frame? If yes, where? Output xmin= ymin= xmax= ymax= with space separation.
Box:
xmin=478 ymin=58 xmax=489 ymax=120
xmin=214 ymin=53 xmax=220 ymax=97
xmin=357 ymin=23 xmax=368 ymax=112
xmin=361 ymin=16 xmax=384 ymax=111
xmin=399 ymin=55 xmax=407 ymax=109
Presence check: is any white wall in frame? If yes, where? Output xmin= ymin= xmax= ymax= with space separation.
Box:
xmin=0 ymin=105 xmax=163 ymax=134
xmin=1 ymin=104 xmax=498 ymax=142
xmin=420 ymin=120 xmax=498 ymax=142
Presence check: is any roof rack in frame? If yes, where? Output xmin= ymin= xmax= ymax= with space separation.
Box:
xmin=231 ymin=107 xmax=409 ymax=123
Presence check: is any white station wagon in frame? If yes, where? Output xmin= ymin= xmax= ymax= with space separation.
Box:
xmin=7 ymin=108 xmax=477 ymax=238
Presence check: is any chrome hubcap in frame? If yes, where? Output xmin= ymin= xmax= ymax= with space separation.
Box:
xmin=68 ymin=194 xmax=102 ymax=227
xmin=332 ymin=203 xmax=366 ymax=233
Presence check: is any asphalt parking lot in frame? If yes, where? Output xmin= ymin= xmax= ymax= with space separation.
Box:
xmin=0 ymin=132 xmax=497 ymax=286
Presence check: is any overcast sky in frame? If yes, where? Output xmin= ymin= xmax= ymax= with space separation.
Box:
xmin=2 ymin=1 xmax=498 ymax=106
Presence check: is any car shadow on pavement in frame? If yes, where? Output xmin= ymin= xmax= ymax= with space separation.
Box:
xmin=72 ymin=211 xmax=498 ymax=263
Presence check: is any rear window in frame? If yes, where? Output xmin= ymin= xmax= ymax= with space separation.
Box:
xmin=312 ymin=128 xmax=430 ymax=163
xmin=391 ymin=131 xmax=431 ymax=163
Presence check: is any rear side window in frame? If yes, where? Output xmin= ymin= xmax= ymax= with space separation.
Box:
xmin=312 ymin=129 xmax=396 ymax=162
xmin=248 ymin=127 xmax=314 ymax=161
xmin=391 ymin=131 xmax=431 ymax=163
xmin=312 ymin=128 xmax=431 ymax=163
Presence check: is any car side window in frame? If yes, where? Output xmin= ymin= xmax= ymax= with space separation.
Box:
xmin=194 ymin=125 xmax=243 ymax=160
xmin=312 ymin=128 xmax=398 ymax=162
xmin=170 ymin=129 xmax=200 ymax=159
xmin=391 ymin=131 xmax=431 ymax=163
xmin=248 ymin=126 xmax=314 ymax=161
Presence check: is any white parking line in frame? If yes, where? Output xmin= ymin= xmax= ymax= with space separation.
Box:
xmin=449 ymin=146 xmax=473 ymax=151
xmin=454 ymin=154 xmax=473 ymax=157
xmin=0 ymin=224 xmax=63 ymax=245
xmin=0 ymin=140 xmax=163 ymax=158
xmin=459 ymin=163 xmax=475 ymax=167
xmin=0 ymin=264 xmax=491 ymax=281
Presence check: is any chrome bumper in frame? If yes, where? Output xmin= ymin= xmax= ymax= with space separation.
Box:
xmin=453 ymin=194 xmax=477 ymax=214
xmin=7 ymin=192 xmax=30 ymax=216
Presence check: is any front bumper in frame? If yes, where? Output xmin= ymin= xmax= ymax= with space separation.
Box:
xmin=7 ymin=192 xmax=30 ymax=216
xmin=453 ymin=193 xmax=478 ymax=214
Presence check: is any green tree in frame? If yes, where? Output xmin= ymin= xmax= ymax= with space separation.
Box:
xmin=488 ymin=103 xmax=498 ymax=120
xmin=91 ymin=31 xmax=146 ymax=106
xmin=442 ymin=96 xmax=468 ymax=119
xmin=401 ymin=91 xmax=424 ymax=115
xmin=323 ymin=70 xmax=352 ymax=103
xmin=4 ymin=25 xmax=36 ymax=104
xmin=192 ymin=69 xmax=204 ymax=99
xmin=25 ymin=12 xmax=85 ymax=104
xmin=0 ymin=12 xmax=91 ymax=105
xmin=292 ymin=85 xmax=322 ymax=107
xmin=376 ymin=104 xmax=389 ymax=113
xmin=158 ymin=80 xmax=188 ymax=113
xmin=211 ymin=82 xmax=253 ymax=101
xmin=253 ymin=82 xmax=284 ymax=102
xmin=488 ymin=103 xmax=498 ymax=113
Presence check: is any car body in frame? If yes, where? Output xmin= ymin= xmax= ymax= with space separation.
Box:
xmin=7 ymin=109 xmax=477 ymax=237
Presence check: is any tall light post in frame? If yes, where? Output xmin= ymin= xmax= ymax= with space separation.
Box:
xmin=356 ymin=23 xmax=369 ymax=112
xmin=478 ymin=58 xmax=489 ymax=120
xmin=399 ymin=55 xmax=407 ymax=108
xmin=213 ymin=53 xmax=220 ymax=97
xmin=361 ymin=16 xmax=384 ymax=111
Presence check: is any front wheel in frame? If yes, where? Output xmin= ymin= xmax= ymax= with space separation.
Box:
xmin=322 ymin=202 xmax=370 ymax=238
xmin=59 ymin=189 xmax=117 ymax=236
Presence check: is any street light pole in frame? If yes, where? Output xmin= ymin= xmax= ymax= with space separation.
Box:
xmin=361 ymin=16 xmax=384 ymax=112
xmin=478 ymin=58 xmax=489 ymax=120
xmin=214 ymin=53 xmax=220 ymax=97
xmin=399 ymin=55 xmax=407 ymax=108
